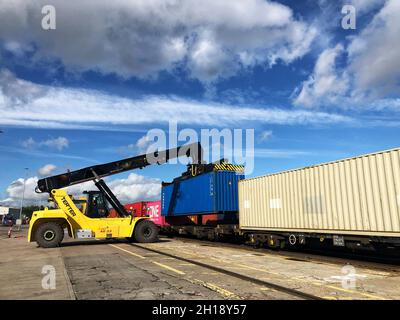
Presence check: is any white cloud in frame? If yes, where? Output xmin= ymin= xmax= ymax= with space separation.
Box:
xmin=136 ymin=134 xmax=154 ymax=153
xmin=121 ymin=134 xmax=154 ymax=155
xmin=1 ymin=173 xmax=161 ymax=206
xmin=21 ymin=137 xmax=36 ymax=149
xmin=107 ymin=173 xmax=161 ymax=203
xmin=20 ymin=136 xmax=69 ymax=151
xmin=368 ymin=98 xmax=400 ymax=112
xmin=38 ymin=164 xmax=57 ymax=176
xmin=259 ymin=130 xmax=273 ymax=142
xmin=294 ymin=0 xmax=400 ymax=110
xmin=294 ymin=44 xmax=349 ymax=108
xmin=2 ymin=177 xmax=48 ymax=206
xmin=0 ymin=0 xmax=316 ymax=84
xmin=188 ymin=30 xmax=236 ymax=83
xmin=40 ymin=137 xmax=69 ymax=151
xmin=0 ymin=69 xmax=351 ymax=129
xmin=347 ymin=0 xmax=400 ymax=98
xmin=345 ymin=0 xmax=386 ymax=14
xmin=0 ymin=69 xmax=46 ymax=106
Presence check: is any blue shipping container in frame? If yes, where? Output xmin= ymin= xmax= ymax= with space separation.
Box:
xmin=161 ymin=171 xmax=244 ymax=216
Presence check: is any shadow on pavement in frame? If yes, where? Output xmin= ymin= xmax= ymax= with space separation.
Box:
xmin=60 ymin=238 xmax=171 ymax=247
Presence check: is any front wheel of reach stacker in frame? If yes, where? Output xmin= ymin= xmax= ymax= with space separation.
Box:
xmin=134 ymin=220 xmax=159 ymax=243
xmin=35 ymin=222 xmax=64 ymax=248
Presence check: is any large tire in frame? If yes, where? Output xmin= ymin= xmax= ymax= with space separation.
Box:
xmin=35 ymin=222 xmax=64 ymax=248
xmin=134 ymin=220 xmax=159 ymax=243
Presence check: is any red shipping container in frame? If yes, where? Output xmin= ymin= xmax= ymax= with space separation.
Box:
xmin=108 ymin=208 xmax=118 ymax=218
xmin=125 ymin=202 xmax=147 ymax=217
xmin=145 ymin=201 xmax=166 ymax=226
xmin=108 ymin=200 xmax=166 ymax=227
xmin=108 ymin=202 xmax=231 ymax=229
xmin=108 ymin=201 xmax=147 ymax=218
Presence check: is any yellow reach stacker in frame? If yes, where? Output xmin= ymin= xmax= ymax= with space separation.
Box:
xmin=28 ymin=142 xmax=203 ymax=248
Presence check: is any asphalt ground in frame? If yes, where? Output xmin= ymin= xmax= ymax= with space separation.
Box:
xmin=1 ymin=226 xmax=399 ymax=300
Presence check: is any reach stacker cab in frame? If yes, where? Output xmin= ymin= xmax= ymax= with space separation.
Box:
xmin=28 ymin=142 xmax=204 ymax=248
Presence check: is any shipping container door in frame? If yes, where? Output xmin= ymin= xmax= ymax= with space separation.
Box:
xmin=214 ymin=171 xmax=243 ymax=212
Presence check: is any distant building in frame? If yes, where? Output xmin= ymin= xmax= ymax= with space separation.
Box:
xmin=0 ymin=206 xmax=20 ymax=223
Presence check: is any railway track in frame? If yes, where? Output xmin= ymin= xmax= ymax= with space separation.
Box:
xmin=129 ymin=243 xmax=322 ymax=300
xmin=166 ymin=235 xmax=400 ymax=272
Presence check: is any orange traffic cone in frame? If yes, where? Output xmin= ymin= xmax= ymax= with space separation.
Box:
xmin=7 ymin=227 xmax=12 ymax=238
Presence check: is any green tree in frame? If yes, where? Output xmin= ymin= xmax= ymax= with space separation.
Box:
xmin=21 ymin=206 xmax=42 ymax=219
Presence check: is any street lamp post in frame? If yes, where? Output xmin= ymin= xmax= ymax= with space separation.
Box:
xmin=18 ymin=168 xmax=29 ymax=230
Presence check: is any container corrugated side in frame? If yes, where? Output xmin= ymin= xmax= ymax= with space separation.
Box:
xmin=239 ymin=148 xmax=400 ymax=237
xmin=146 ymin=201 xmax=164 ymax=226
xmin=215 ymin=171 xmax=243 ymax=212
xmin=162 ymin=171 xmax=244 ymax=216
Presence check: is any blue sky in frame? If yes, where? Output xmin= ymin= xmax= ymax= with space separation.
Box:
xmin=1 ymin=0 xmax=399 ymax=205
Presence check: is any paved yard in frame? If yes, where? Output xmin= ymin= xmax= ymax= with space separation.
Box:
xmin=1 ymin=226 xmax=399 ymax=300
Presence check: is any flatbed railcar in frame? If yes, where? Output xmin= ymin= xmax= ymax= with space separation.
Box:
xmin=160 ymin=148 xmax=400 ymax=253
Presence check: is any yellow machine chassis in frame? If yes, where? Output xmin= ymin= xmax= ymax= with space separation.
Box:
xmin=28 ymin=189 xmax=148 ymax=242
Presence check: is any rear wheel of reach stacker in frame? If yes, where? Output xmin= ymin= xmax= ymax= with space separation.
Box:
xmin=35 ymin=222 xmax=64 ymax=248
xmin=134 ymin=220 xmax=159 ymax=243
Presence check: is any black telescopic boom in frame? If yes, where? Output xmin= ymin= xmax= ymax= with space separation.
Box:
xmin=90 ymin=169 xmax=129 ymax=217
xmin=36 ymin=142 xmax=204 ymax=193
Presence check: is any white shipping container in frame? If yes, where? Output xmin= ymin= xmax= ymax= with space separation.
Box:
xmin=239 ymin=148 xmax=400 ymax=237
